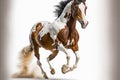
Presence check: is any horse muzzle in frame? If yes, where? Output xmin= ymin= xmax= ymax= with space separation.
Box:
xmin=78 ymin=19 xmax=89 ymax=29
xmin=81 ymin=20 xmax=89 ymax=29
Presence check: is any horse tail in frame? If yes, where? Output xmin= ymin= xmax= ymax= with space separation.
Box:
xmin=12 ymin=45 xmax=34 ymax=78
xmin=19 ymin=45 xmax=33 ymax=72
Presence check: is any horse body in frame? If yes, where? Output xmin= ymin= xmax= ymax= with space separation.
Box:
xmin=29 ymin=20 xmax=69 ymax=50
xmin=13 ymin=0 xmax=88 ymax=79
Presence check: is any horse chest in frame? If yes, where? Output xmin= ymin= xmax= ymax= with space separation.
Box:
xmin=67 ymin=29 xmax=79 ymax=46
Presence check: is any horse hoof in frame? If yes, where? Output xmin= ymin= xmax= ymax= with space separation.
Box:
xmin=61 ymin=64 xmax=70 ymax=74
xmin=43 ymin=73 xmax=48 ymax=79
xmin=50 ymin=68 xmax=55 ymax=75
xmin=43 ymin=75 xmax=48 ymax=79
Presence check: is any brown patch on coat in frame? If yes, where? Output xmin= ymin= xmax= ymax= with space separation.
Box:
xmin=57 ymin=26 xmax=69 ymax=46
xmin=64 ymin=12 xmax=68 ymax=18
xmin=31 ymin=23 xmax=43 ymax=47
xmin=39 ymin=33 xmax=56 ymax=50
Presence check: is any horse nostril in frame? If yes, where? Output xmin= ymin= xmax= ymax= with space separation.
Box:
xmin=81 ymin=21 xmax=84 ymax=25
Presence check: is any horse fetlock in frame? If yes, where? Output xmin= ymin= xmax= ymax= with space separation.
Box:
xmin=69 ymin=65 xmax=77 ymax=71
xmin=61 ymin=64 xmax=71 ymax=74
xmin=73 ymin=64 xmax=77 ymax=69
xmin=43 ymin=72 xmax=48 ymax=79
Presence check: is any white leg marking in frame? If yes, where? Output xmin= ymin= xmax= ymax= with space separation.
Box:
xmin=71 ymin=38 xmax=74 ymax=45
xmin=58 ymin=43 xmax=70 ymax=65
xmin=72 ymin=51 xmax=80 ymax=69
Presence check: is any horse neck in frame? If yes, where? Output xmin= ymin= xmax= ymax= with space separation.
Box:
xmin=57 ymin=13 xmax=68 ymax=23
xmin=67 ymin=17 xmax=77 ymax=30
xmin=56 ymin=1 xmax=73 ymax=24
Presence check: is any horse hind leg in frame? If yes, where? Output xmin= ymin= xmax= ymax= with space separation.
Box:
xmin=47 ymin=49 xmax=59 ymax=75
xmin=34 ymin=46 xmax=48 ymax=79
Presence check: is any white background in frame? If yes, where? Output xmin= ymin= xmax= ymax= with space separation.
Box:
xmin=8 ymin=0 xmax=113 ymax=80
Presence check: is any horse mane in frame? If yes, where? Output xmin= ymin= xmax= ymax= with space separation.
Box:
xmin=54 ymin=0 xmax=82 ymax=18
xmin=54 ymin=0 xmax=72 ymax=18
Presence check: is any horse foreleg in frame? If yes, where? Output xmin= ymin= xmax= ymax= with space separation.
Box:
xmin=47 ymin=49 xmax=59 ymax=75
xmin=57 ymin=43 xmax=71 ymax=74
xmin=70 ymin=44 xmax=80 ymax=71
xmin=70 ymin=51 xmax=80 ymax=71
xmin=34 ymin=47 xmax=48 ymax=79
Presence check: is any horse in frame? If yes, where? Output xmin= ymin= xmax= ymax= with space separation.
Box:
xmin=13 ymin=0 xmax=88 ymax=79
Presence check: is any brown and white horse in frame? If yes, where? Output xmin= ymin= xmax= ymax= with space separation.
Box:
xmin=13 ymin=0 xmax=88 ymax=79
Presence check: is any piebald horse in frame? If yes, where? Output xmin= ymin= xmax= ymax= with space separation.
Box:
xmin=14 ymin=0 xmax=88 ymax=79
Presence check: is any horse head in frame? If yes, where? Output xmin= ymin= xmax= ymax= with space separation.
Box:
xmin=71 ymin=0 xmax=88 ymax=29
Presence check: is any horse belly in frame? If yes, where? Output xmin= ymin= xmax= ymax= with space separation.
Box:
xmin=38 ymin=33 xmax=56 ymax=50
